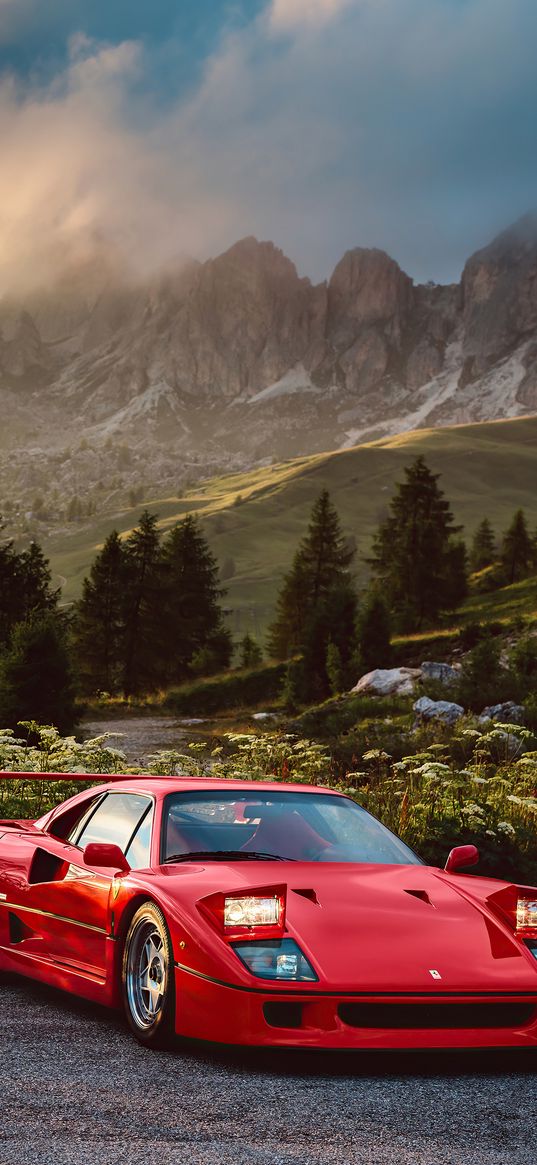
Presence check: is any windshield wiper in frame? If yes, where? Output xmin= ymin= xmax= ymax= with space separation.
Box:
xmin=164 ymin=849 xmax=294 ymax=864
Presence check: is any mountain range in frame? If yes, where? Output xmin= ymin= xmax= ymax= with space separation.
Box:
xmin=1 ymin=213 xmax=537 ymax=518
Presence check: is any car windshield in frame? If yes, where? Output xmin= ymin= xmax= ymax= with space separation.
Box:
xmin=162 ymin=790 xmax=421 ymax=865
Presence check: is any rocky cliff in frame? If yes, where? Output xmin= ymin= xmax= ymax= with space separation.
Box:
xmin=1 ymin=215 xmax=537 ymax=516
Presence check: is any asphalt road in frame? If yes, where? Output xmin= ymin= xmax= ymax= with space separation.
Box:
xmin=1 ymin=974 xmax=535 ymax=1165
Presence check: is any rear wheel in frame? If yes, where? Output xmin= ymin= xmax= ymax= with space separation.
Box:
xmin=121 ymin=902 xmax=175 ymax=1048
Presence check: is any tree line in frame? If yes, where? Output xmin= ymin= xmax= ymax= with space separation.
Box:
xmin=0 ymin=512 xmax=234 ymax=731
xmin=0 ymin=522 xmax=75 ymax=733
xmin=266 ymin=457 xmax=537 ymax=704
xmin=73 ymin=512 xmax=232 ymax=697
xmin=0 ymin=456 xmax=536 ymax=728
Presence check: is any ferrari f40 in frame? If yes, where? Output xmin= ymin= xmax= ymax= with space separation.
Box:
xmin=0 ymin=772 xmax=536 ymax=1051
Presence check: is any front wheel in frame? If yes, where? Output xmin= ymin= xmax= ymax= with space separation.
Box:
xmin=121 ymin=901 xmax=175 ymax=1048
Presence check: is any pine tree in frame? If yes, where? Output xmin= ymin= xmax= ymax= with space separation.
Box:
xmin=326 ymin=640 xmax=344 ymax=695
xmin=470 ymin=518 xmax=497 ymax=572
xmin=369 ymin=456 xmax=463 ymax=630
xmin=122 ymin=511 xmax=164 ymax=696
xmin=0 ymin=522 xmax=20 ymax=649
xmin=0 ymin=526 xmax=59 ymax=650
xmin=300 ymin=580 xmax=357 ymax=700
xmin=268 ymin=491 xmax=355 ymax=659
xmin=357 ymin=591 xmax=392 ymax=673
xmin=0 ymin=614 xmax=77 ymax=735
xmin=239 ymin=633 xmax=262 ymax=669
xmin=268 ymin=491 xmax=357 ymax=700
xmin=281 ymin=658 xmax=305 ymax=712
xmin=267 ymin=553 xmax=311 ymax=660
xmin=160 ymin=515 xmax=232 ymax=682
xmin=500 ymin=509 xmax=534 ymax=584
xmin=73 ymin=531 xmax=126 ymax=694
xmin=298 ymin=490 xmax=355 ymax=605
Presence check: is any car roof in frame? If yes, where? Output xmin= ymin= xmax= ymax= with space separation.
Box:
xmin=96 ymin=776 xmax=343 ymax=798
xmin=32 ymin=776 xmax=345 ymax=832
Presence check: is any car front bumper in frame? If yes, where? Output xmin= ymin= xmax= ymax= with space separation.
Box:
xmin=174 ymin=964 xmax=537 ymax=1049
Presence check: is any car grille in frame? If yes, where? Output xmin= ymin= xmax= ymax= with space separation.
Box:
xmin=338 ymin=1002 xmax=536 ymax=1030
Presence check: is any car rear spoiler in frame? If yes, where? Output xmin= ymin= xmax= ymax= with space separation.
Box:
xmin=0 ymin=771 xmax=151 ymax=782
xmin=0 ymin=773 xmax=216 ymax=782
xmin=0 ymin=768 xmax=220 ymax=787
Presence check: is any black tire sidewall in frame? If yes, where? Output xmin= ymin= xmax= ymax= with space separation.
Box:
xmin=121 ymin=901 xmax=175 ymax=1048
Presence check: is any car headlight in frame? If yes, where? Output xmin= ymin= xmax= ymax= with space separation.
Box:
xmin=232 ymin=938 xmax=318 ymax=981
xmin=516 ymin=897 xmax=537 ymax=935
xmin=199 ymin=884 xmax=287 ymax=939
xmin=224 ymin=894 xmax=283 ymax=930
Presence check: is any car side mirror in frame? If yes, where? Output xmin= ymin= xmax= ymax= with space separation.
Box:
xmin=444 ymin=844 xmax=479 ymax=874
xmin=83 ymin=842 xmax=130 ymax=874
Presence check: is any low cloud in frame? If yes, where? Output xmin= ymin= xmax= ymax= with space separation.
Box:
xmin=0 ymin=37 xmax=241 ymax=293
xmin=0 ymin=0 xmax=536 ymax=294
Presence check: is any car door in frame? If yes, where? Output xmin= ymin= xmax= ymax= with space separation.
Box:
xmin=0 ymin=793 xmax=105 ymax=972
xmin=8 ymin=792 xmax=153 ymax=979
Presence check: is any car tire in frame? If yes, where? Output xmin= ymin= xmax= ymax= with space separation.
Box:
xmin=121 ymin=901 xmax=176 ymax=1049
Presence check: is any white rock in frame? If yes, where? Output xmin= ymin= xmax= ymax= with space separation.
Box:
xmin=350 ymin=667 xmax=422 ymax=697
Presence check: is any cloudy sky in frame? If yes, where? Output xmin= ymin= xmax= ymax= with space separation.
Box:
xmin=0 ymin=0 xmax=536 ymax=289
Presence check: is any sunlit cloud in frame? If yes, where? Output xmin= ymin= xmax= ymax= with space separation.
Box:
xmin=0 ymin=0 xmax=536 ymax=294
xmin=269 ymin=0 xmax=354 ymax=30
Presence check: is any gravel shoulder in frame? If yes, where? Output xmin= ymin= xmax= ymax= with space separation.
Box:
xmin=1 ymin=975 xmax=536 ymax=1165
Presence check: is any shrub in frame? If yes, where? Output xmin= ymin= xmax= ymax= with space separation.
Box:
xmin=164 ymin=661 xmax=287 ymax=715
xmin=346 ymin=721 xmax=537 ymax=882
xmin=1 ymin=720 xmax=535 ymax=884
xmin=290 ymin=694 xmax=412 ymax=740
xmin=456 ymin=635 xmax=515 ymax=710
xmin=510 ymin=633 xmax=537 ymax=696
xmin=0 ymin=615 xmax=77 ymax=735
xmin=458 ymin=620 xmax=505 ymax=651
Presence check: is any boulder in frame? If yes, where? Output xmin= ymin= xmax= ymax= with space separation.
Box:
xmin=478 ymin=701 xmax=525 ymax=725
xmin=413 ymin=696 xmax=464 ymax=725
xmin=420 ymin=661 xmax=460 ymax=686
xmin=350 ymin=667 xmax=422 ymax=697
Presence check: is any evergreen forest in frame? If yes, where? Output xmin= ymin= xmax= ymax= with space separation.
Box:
xmin=1 ymin=458 xmax=537 ymax=733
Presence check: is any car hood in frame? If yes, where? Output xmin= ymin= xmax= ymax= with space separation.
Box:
xmin=154 ymin=859 xmax=537 ymax=993
xmin=282 ymin=862 xmax=537 ymax=993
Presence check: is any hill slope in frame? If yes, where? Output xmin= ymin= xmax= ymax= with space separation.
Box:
xmin=45 ymin=415 xmax=537 ymax=639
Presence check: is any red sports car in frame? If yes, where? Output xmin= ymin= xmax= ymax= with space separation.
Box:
xmin=0 ymin=771 xmax=536 ymax=1051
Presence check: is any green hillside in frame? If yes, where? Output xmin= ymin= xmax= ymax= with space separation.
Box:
xmin=46 ymin=415 xmax=537 ymax=639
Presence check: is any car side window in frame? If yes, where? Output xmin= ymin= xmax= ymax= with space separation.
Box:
xmin=49 ymin=795 xmax=104 ymax=842
xmin=74 ymin=792 xmax=153 ymax=858
xmin=125 ymin=807 xmax=153 ymax=869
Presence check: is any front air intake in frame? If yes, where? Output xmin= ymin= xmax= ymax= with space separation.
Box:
xmin=263 ymin=1002 xmax=303 ymax=1029
xmin=338 ymin=1002 xmax=536 ymax=1030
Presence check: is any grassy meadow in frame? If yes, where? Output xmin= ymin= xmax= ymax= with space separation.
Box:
xmin=46 ymin=415 xmax=537 ymax=640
